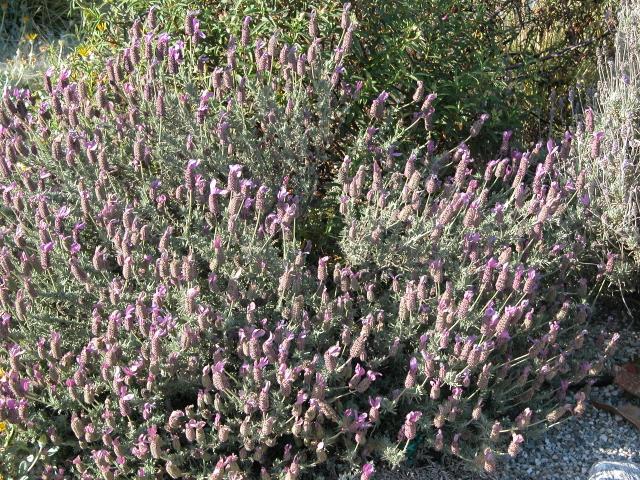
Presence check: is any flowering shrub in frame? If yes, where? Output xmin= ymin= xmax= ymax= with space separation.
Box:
xmin=68 ymin=0 xmax=517 ymax=152
xmin=571 ymin=0 xmax=640 ymax=285
xmin=70 ymin=0 xmax=614 ymax=154
xmin=334 ymin=91 xmax=620 ymax=470
xmin=0 ymin=6 xmax=619 ymax=480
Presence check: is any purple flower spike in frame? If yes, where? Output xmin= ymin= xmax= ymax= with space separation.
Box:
xmin=409 ymin=357 xmax=418 ymax=373
xmin=406 ymin=411 xmax=422 ymax=423
xmin=361 ymin=462 xmax=375 ymax=480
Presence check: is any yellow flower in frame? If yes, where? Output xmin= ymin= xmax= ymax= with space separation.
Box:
xmin=96 ymin=22 xmax=107 ymax=32
xmin=77 ymin=45 xmax=92 ymax=58
xmin=15 ymin=162 xmax=28 ymax=173
xmin=25 ymin=33 xmax=38 ymax=42
xmin=0 ymin=421 xmax=6 ymax=433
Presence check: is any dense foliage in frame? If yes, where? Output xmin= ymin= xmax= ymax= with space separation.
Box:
xmin=570 ymin=0 xmax=640 ymax=293
xmin=67 ymin=0 xmax=614 ymax=152
xmin=0 ymin=8 xmax=621 ymax=479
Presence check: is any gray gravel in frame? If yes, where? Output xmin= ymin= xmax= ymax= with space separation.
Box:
xmin=501 ymin=386 xmax=640 ymax=480
xmin=377 ymin=461 xmax=480 ymax=480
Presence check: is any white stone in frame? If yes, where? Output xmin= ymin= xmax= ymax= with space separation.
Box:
xmin=588 ymin=461 xmax=640 ymax=480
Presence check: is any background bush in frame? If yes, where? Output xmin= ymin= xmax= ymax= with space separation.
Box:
xmin=66 ymin=0 xmax=614 ymax=154
xmin=496 ymin=0 xmax=617 ymax=135
xmin=0 ymin=8 xmax=620 ymax=479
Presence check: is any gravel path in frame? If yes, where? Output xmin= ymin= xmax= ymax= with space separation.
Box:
xmin=501 ymin=385 xmax=640 ymax=480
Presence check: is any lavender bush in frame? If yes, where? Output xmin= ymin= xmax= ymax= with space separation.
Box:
xmin=0 ymin=6 xmax=619 ymax=480
xmin=335 ymin=91 xmax=620 ymax=470
xmin=571 ymin=0 xmax=640 ymax=285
